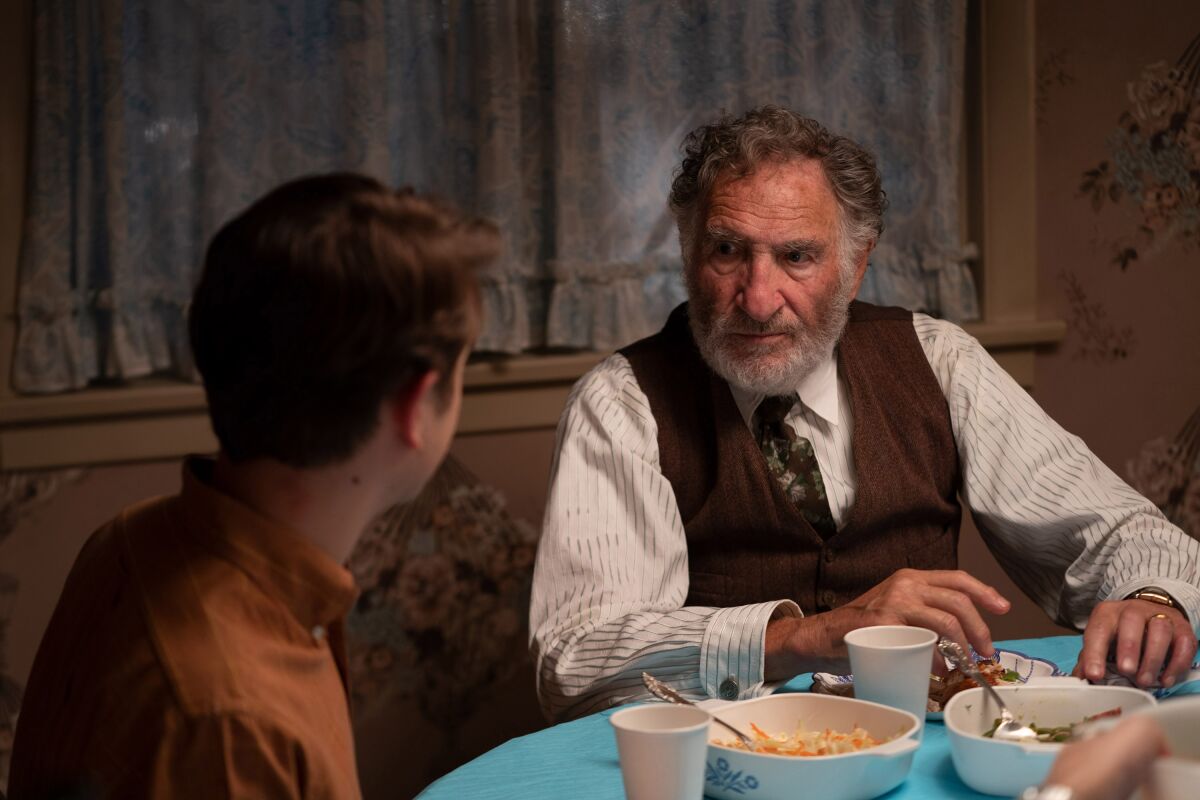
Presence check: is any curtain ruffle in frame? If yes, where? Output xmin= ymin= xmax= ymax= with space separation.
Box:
xmin=860 ymin=241 xmax=980 ymax=323
xmin=475 ymin=275 xmax=535 ymax=354
xmin=546 ymin=256 xmax=687 ymax=351
xmin=106 ymin=298 xmax=194 ymax=381
xmin=13 ymin=314 xmax=93 ymax=394
xmin=13 ymin=289 xmax=194 ymax=393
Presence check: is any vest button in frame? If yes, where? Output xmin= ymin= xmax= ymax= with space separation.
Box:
xmin=820 ymin=589 xmax=836 ymax=608
xmin=823 ymin=547 xmax=835 ymax=563
xmin=718 ymin=677 xmax=739 ymax=700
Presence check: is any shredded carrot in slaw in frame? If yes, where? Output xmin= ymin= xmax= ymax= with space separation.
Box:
xmin=717 ymin=721 xmax=884 ymax=756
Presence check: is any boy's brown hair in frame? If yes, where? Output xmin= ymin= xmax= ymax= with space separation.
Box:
xmin=189 ymin=172 xmax=500 ymax=468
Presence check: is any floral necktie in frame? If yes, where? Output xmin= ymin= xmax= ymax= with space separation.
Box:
xmin=755 ymin=394 xmax=837 ymax=538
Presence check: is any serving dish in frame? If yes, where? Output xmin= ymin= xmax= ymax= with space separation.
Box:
xmin=942 ymin=682 xmax=1157 ymax=796
xmin=703 ymin=693 xmax=920 ymax=800
xmin=812 ymin=646 xmax=1063 ymax=718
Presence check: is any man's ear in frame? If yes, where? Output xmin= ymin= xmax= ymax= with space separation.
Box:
xmin=390 ymin=369 xmax=440 ymax=449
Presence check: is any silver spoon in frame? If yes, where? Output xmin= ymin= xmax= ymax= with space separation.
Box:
xmin=937 ymin=640 xmax=1040 ymax=742
xmin=641 ymin=672 xmax=758 ymax=751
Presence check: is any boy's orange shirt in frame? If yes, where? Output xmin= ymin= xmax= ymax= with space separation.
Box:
xmin=9 ymin=458 xmax=361 ymax=799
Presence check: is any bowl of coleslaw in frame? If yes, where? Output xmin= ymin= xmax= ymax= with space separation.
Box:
xmin=943 ymin=682 xmax=1157 ymax=796
xmin=702 ymin=693 xmax=921 ymax=800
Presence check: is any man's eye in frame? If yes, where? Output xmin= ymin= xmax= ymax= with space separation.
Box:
xmin=715 ymin=241 xmax=738 ymax=256
xmin=785 ymin=250 xmax=810 ymax=264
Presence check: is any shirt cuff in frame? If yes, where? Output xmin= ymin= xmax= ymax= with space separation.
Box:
xmin=699 ymin=600 xmax=802 ymax=701
xmin=1108 ymin=577 xmax=1200 ymax=636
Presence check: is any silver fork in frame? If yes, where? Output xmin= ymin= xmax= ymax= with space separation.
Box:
xmin=641 ymin=672 xmax=759 ymax=750
xmin=937 ymin=640 xmax=1040 ymax=742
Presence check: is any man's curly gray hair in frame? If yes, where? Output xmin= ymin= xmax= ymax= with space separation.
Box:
xmin=668 ymin=105 xmax=888 ymax=274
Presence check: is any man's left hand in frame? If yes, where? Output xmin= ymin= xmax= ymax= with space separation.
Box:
xmin=1074 ymin=599 xmax=1197 ymax=688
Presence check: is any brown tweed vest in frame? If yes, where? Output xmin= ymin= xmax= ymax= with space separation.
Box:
xmin=619 ymin=301 xmax=961 ymax=614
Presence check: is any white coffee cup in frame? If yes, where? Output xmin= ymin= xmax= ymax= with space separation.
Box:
xmin=610 ymin=704 xmax=710 ymax=800
xmin=845 ymin=625 xmax=937 ymax=736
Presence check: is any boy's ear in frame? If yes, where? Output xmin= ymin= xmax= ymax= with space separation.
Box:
xmin=390 ymin=369 xmax=440 ymax=449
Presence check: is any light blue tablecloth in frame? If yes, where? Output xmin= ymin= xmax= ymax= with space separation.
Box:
xmin=418 ymin=636 xmax=1100 ymax=799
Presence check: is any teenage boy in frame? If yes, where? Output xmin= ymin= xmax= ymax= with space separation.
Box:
xmin=9 ymin=173 xmax=499 ymax=798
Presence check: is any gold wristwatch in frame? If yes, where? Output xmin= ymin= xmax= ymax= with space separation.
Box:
xmin=1124 ymin=585 xmax=1179 ymax=610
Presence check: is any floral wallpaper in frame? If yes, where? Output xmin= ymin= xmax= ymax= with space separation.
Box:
xmin=1127 ymin=405 xmax=1200 ymax=536
xmin=1037 ymin=48 xmax=1074 ymax=127
xmin=1078 ymin=34 xmax=1200 ymax=271
xmin=1035 ymin=45 xmax=1140 ymax=366
xmin=1034 ymin=45 xmax=1141 ymax=366
xmin=0 ymin=469 xmax=86 ymax=793
xmin=344 ymin=455 xmax=538 ymax=774
xmin=0 ymin=573 xmax=19 ymax=794
xmin=1057 ymin=270 xmax=1136 ymax=362
xmin=1037 ymin=7 xmax=1200 ymax=541
xmin=1050 ymin=30 xmax=1200 ymax=365
xmin=1074 ymin=31 xmax=1200 ymax=536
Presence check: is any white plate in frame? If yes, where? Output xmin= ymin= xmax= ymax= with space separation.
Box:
xmin=811 ymin=646 xmax=1064 ymax=719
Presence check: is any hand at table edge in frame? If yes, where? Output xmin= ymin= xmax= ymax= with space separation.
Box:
xmin=1073 ymin=599 xmax=1197 ymax=688
xmin=764 ymin=568 xmax=1011 ymax=682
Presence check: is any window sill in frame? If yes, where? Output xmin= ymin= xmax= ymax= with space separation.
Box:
xmin=0 ymin=320 xmax=1063 ymax=471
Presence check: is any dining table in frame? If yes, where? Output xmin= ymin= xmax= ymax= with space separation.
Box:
xmin=418 ymin=635 xmax=1109 ymax=799
xmin=415 ymin=633 xmax=1070 ymax=796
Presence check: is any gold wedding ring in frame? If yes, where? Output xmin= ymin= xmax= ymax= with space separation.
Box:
xmin=1150 ymin=612 xmax=1170 ymax=620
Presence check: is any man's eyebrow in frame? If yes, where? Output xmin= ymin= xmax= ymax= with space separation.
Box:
xmin=774 ymin=238 xmax=825 ymax=255
xmin=702 ymin=226 xmax=746 ymax=244
xmin=702 ymin=228 xmax=828 ymax=258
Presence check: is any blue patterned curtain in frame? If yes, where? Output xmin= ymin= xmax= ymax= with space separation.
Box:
xmin=16 ymin=0 xmax=973 ymax=393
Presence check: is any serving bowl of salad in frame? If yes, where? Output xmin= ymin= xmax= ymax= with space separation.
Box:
xmin=703 ymin=693 xmax=920 ymax=800
xmin=943 ymin=682 xmax=1157 ymax=796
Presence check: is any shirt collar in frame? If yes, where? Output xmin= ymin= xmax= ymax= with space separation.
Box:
xmin=177 ymin=457 xmax=359 ymax=630
xmin=731 ymin=349 xmax=842 ymax=428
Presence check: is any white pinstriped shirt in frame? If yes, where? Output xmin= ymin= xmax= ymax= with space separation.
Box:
xmin=529 ymin=314 xmax=1200 ymax=722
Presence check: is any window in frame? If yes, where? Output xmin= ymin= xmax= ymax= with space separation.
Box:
xmin=0 ymin=0 xmax=1061 ymax=470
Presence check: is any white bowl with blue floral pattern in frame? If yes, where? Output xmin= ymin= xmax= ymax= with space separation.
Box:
xmin=703 ymin=693 xmax=920 ymax=800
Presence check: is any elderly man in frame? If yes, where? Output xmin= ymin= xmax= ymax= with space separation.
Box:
xmin=529 ymin=106 xmax=1200 ymax=722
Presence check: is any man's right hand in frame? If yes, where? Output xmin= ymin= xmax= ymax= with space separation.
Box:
xmin=764 ymin=568 xmax=1011 ymax=681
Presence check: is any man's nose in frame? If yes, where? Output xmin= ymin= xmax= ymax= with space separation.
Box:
xmin=738 ymin=254 xmax=784 ymax=322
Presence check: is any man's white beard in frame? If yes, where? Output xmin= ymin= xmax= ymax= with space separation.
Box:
xmin=687 ymin=275 xmax=854 ymax=396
